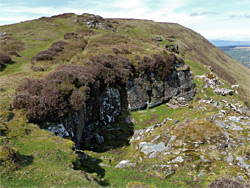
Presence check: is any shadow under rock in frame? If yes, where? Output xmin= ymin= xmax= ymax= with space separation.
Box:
xmin=78 ymin=153 xmax=110 ymax=187
xmin=81 ymin=112 xmax=135 ymax=153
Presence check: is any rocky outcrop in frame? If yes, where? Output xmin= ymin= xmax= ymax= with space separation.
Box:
xmin=165 ymin=44 xmax=179 ymax=54
xmin=214 ymin=88 xmax=234 ymax=96
xmin=72 ymin=14 xmax=117 ymax=32
xmin=151 ymin=36 xmax=162 ymax=41
xmin=36 ymin=57 xmax=195 ymax=148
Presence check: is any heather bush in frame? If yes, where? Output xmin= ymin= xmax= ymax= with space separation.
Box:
xmin=89 ymin=54 xmax=133 ymax=85
xmin=136 ymin=53 xmax=175 ymax=78
xmin=14 ymin=65 xmax=95 ymax=122
xmin=31 ymin=41 xmax=67 ymax=63
xmin=208 ymin=178 xmax=246 ymax=188
xmin=112 ymin=48 xmax=131 ymax=55
xmin=31 ymin=39 xmax=87 ymax=66
xmin=112 ymin=48 xmax=121 ymax=55
xmin=0 ymin=53 xmax=12 ymax=69
xmin=64 ymin=33 xmax=77 ymax=40
xmin=31 ymin=50 xmax=57 ymax=62
xmin=48 ymin=41 xmax=67 ymax=52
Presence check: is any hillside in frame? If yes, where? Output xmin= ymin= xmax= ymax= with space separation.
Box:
xmin=0 ymin=13 xmax=250 ymax=187
xmin=219 ymin=46 xmax=250 ymax=69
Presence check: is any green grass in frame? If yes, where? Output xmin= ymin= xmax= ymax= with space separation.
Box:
xmin=185 ymin=60 xmax=209 ymax=75
xmin=0 ymin=114 xmax=100 ymax=187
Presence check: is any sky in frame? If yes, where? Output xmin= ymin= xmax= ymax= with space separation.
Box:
xmin=0 ymin=0 xmax=250 ymax=41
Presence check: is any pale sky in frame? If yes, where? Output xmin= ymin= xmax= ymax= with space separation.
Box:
xmin=0 ymin=0 xmax=250 ymax=41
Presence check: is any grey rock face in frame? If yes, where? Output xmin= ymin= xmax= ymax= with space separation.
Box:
xmin=115 ymin=160 xmax=136 ymax=169
xmin=138 ymin=142 xmax=166 ymax=158
xmin=127 ymin=68 xmax=195 ymax=111
xmin=99 ymin=88 xmax=121 ymax=125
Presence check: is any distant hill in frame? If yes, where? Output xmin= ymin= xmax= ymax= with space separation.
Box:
xmin=210 ymin=40 xmax=250 ymax=47
xmin=210 ymin=41 xmax=250 ymax=69
xmin=217 ymin=45 xmax=250 ymax=69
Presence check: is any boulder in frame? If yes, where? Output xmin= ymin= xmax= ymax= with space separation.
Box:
xmin=165 ymin=44 xmax=179 ymax=54
xmin=171 ymin=156 xmax=184 ymax=163
xmin=151 ymin=36 xmax=162 ymax=41
xmin=214 ymin=88 xmax=234 ymax=96
xmin=138 ymin=142 xmax=166 ymax=158
xmin=47 ymin=123 xmax=70 ymax=137
xmin=115 ymin=160 xmax=136 ymax=169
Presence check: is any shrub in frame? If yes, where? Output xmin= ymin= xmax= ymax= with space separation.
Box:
xmin=14 ymin=65 xmax=95 ymax=122
xmin=0 ymin=143 xmax=20 ymax=173
xmin=89 ymin=54 xmax=133 ymax=85
xmin=64 ymin=33 xmax=77 ymax=40
xmin=31 ymin=50 xmax=57 ymax=62
xmin=31 ymin=41 xmax=67 ymax=63
xmin=31 ymin=39 xmax=87 ymax=66
xmin=48 ymin=41 xmax=67 ymax=52
xmin=208 ymin=178 xmax=245 ymax=188
xmin=112 ymin=48 xmax=121 ymax=55
xmin=0 ymin=53 xmax=12 ymax=69
xmin=136 ymin=53 xmax=175 ymax=78
xmin=113 ymin=48 xmax=131 ymax=55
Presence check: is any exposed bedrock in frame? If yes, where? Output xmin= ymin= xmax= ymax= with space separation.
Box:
xmin=42 ymin=61 xmax=195 ymax=148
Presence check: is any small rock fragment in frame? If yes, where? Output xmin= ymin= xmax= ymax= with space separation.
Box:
xmin=115 ymin=160 xmax=136 ymax=169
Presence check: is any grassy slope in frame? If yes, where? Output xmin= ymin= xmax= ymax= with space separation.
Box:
xmin=0 ymin=14 xmax=249 ymax=187
xmin=0 ymin=16 xmax=102 ymax=187
xmin=110 ymin=19 xmax=250 ymax=99
xmin=83 ymin=62 xmax=249 ymax=188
